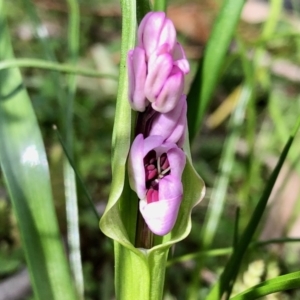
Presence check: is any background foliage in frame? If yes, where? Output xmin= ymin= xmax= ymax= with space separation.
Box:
xmin=1 ymin=0 xmax=300 ymax=299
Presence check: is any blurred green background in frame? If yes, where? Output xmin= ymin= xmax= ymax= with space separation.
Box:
xmin=1 ymin=0 xmax=300 ymax=299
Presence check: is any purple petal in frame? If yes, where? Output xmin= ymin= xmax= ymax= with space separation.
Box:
xmin=128 ymin=134 xmax=146 ymax=199
xmin=172 ymin=42 xmax=190 ymax=74
xmin=127 ymin=47 xmax=147 ymax=112
xmin=145 ymin=52 xmax=173 ymax=103
xmin=176 ymin=119 xmax=187 ymax=148
xmin=142 ymin=135 xmax=164 ymax=157
xmin=152 ymin=66 xmax=184 ymax=113
xmin=139 ymin=175 xmax=183 ymax=235
xmin=165 ymin=96 xmax=187 ymax=147
xmin=138 ymin=12 xmax=165 ymax=57
xmin=153 ymin=142 xmax=186 ymax=180
xmin=137 ymin=12 xmax=176 ymax=59
xmin=156 ymin=19 xmax=176 ymax=54
xmin=154 ymin=141 xmax=178 ymax=158
xmin=149 ymin=95 xmax=187 ymax=145
xmin=166 ymin=147 xmax=186 ymax=179
xmin=128 ymin=134 xmax=164 ymax=199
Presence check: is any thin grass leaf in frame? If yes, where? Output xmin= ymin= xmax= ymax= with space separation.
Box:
xmin=206 ymin=113 xmax=300 ymax=300
xmin=23 ymin=0 xmax=57 ymax=61
xmin=64 ymin=0 xmax=83 ymax=297
xmin=53 ymin=126 xmax=99 ymax=221
xmin=167 ymin=237 xmax=300 ymax=266
xmin=188 ymin=84 xmax=251 ymax=300
xmin=201 ymin=85 xmax=251 ymax=248
xmin=153 ymin=0 xmax=167 ymax=12
xmin=230 ymin=271 xmax=300 ymax=300
xmin=22 ymin=0 xmax=67 ymax=111
xmin=0 ymin=3 xmax=78 ymax=299
xmin=187 ymin=0 xmax=246 ymax=141
xmin=260 ymin=0 xmax=283 ymax=40
xmin=0 ymin=58 xmax=118 ymax=78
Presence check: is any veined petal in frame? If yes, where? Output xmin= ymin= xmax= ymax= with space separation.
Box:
xmin=127 ymin=47 xmax=147 ymax=112
xmin=139 ymin=175 xmax=183 ymax=235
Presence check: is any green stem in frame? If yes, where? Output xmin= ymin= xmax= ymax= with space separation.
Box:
xmin=53 ymin=126 xmax=99 ymax=221
xmin=115 ymin=243 xmax=168 ymax=300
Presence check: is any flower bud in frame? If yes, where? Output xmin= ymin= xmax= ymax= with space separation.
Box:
xmin=150 ymin=65 xmax=184 ymax=113
xmin=137 ymin=12 xmax=176 ymax=60
xmin=149 ymin=95 xmax=187 ymax=146
xmin=144 ymin=50 xmax=173 ymax=104
xmin=172 ymin=42 xmax=190 ymax=74
xmin=127 ymin=47 xmax=147 ymax=112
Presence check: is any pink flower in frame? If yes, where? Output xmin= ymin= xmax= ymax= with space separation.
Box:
xmin=127 ymin=12 xmax=190 ymax=113
xmin=128 ymin=134 xmax=186 ymax=235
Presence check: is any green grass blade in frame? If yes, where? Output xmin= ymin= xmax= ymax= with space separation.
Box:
xmin=0 ymin=3 xmax=78 ymax=300
xmin=64 ymin=0 xmax=83 ymax=297
xmin=260 ymin=0 xmax=283 ymax=40
xmin=53 ymin=126 xmax=99 ymax=221
xmin=188 ymin=85 xmax=251 ymax=300
xmin=23 ymin=0 xmax=68 ymax=111
xmin=23 ymin=0 xmax=57 ymax=62
xmin=206 ymin=114 xmax=300 ymax=300
xmin=0 ymin=58 xmax=118 ymax=78
xmin=187 ymin=0 xmax=246 ymax=141
xmin=201 ymin=85 xmax=251 ymax=248
xmin=167 ymin=238 xmax=300 ymax=266
xmin=230 ymin=271 xmax=300 ymax=300
xmin=153 ymin=0 xmax=166 ymax=12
